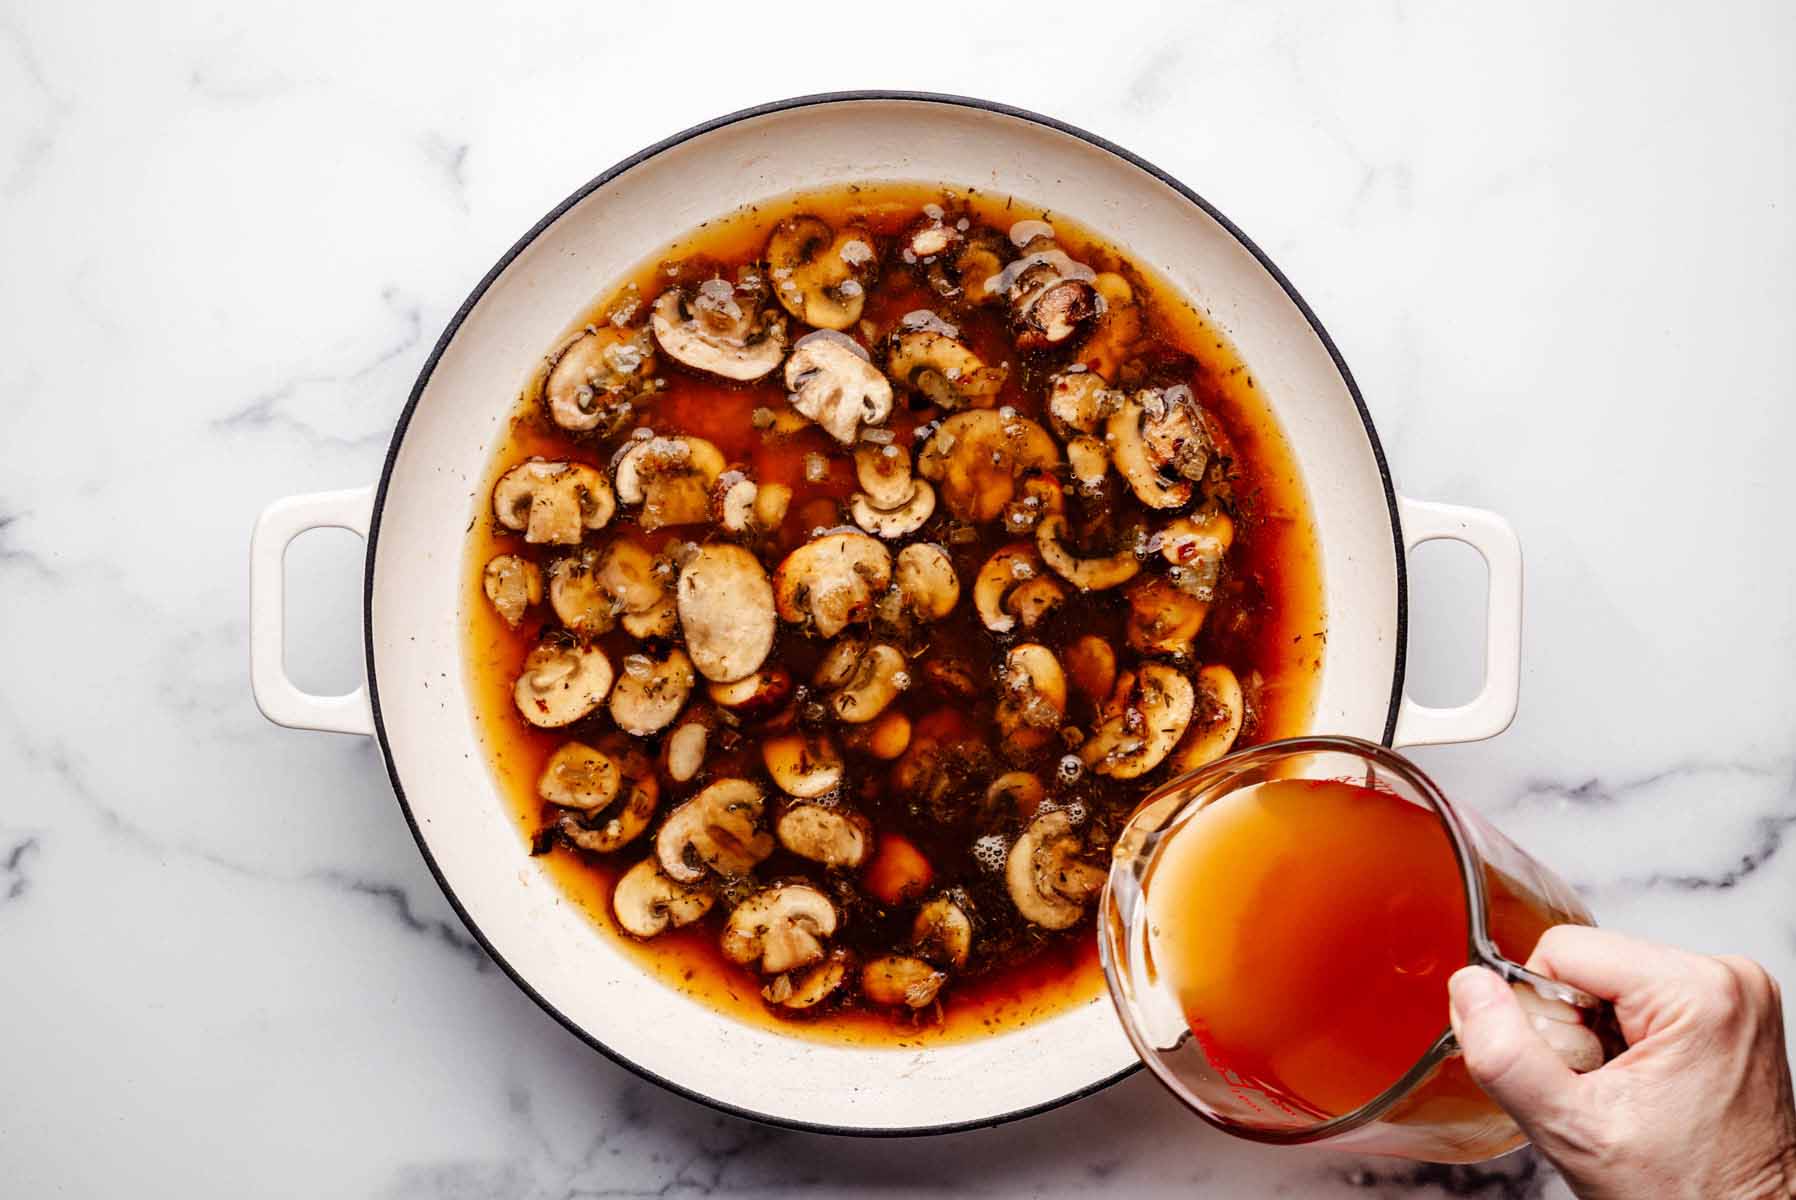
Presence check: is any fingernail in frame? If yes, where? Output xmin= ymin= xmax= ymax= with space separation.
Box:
xmin=1449 ymin=966 xmax=1506 ymax=1016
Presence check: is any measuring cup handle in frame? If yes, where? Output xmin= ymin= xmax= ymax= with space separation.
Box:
xmin=1480 ymin=953 xmax=1627 ymax=1066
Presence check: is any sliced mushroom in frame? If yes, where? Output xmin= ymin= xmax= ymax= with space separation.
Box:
xmin=1046 ymin=370 xmax=1117 ymax=438
xmin=712 ymin=470 xmax=760 ymax=534
xmin=1125 ymin=574 xmax=1210 ymax=659
xmin=612 ymin=858 xmax=716 ymax=939
xmin=613 ymin=434 xmax=727 ymax=530
xmin=995 ymin=643 xmax=1067 ymax=753
xmin=1168 ymin=664 xmax=1245 ymax=772
xmin=783 ymin=330 xmax=894 ymax=444
xmin=762 ymin=731 xmax=845 ymax=799
xmin=772 ymin=530 xmax=893 ymax=638
xmin=1081 ymin=663 xmax=1196 ymax=779
xmin=813 ymin=637 xmax=869 ymax=690
xmin=992 ymin=223 xmax=1098 ymax=350
xmin=482 ymin=554 xmax=542 ymax=629
xmin=765 ymin=215 xmax=877 ymax=331
xmin=721 ymin=883 xmax=839 ymax=975
xmin=844 ymin=708 xmax=911 ymax=761
xmin=850 ymin=483 xmax=935 ymax=539
xmin=544 ymin=325 xmax=656 ymax=433
xmin=622 ymin=595 xmax=678 ymax=640
xmin=948 ymin=233 xmax=1007 ymax=303
xmin=763 ymin=947 xmax=851 ymax=1010
xmin=1108 ymin=393 xmax=1192 ymax=510
xmin=536 ymin=741 xmax=621 ymax=811
xmin=916 ymin=410 xmax=1060 ymax=523
xmin=608 ymin=648 xmax=696 ymax=736
xmin=650 ymin=279 xmax=786 ymax=381
xmin=828 ymin=642 xmax=908 ymax=724
xmin=553 ymin=747 xmax=659 ymax=852
xmin=706 ymin=666 xmax=793 ymax=719
xmin=983 ymin=771 xmax=1047 ymax=823
xmin=1006 ymin=809 xmax=1105 ymax=930
xmin=998 ymin=473 xmax=1065 ymax=538
xmin=1072 ymin=272 xmax=1143 ymax=383
xmin=1036 ymin=514 xmax=1141 ymax=591
xmin=655 ymin=778 xmax=774 ymax=883
xmin=547 ymin=548 xmax=615 ymax=635
xmin=973 ymin=543 xmax=1044 ymax=634
xmin=860 ymin=955 xmax=947 ymax=1008
xmin=596 ymin=539 xmax=660 ymax=610
xmin=663 ymin=711 xmax=712 ymax=783
xmin=676 ymin=544 xmax=776 ymax=683
xmin=1063 ymin=635 xmax=1117 ymax=706
xmin=853 ymin=443 xmax=916 ymax=510
xmin=513 ymin=639 xmax=613 ymax=728
xmin=776 ymin=803 xmax=873 ymax=868
xmin=1158 ymin=507 xmax=1236 ymax=600
xmin=1139 ymin=385 xmax=1216 ymax=483
xmin=493 ymin=459 xmax=616 ymax=545
xmin=912 ymin=896 xmax=973 ymax=969
xmin=753 ymin=481 xmax=793 ymax=531
xmin=1066 ymin=435 xmax=1109 ymax=490
xmin=886 ymin=317 xmax=1007 ymax=410
xmin=894 ymin=543 xmax=959 ymax=621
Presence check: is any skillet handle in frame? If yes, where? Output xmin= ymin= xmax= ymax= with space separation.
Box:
xmin=249 ymin=486 xmax=377 ymax=736
xmin=1391 ymin=495 xmax=1523 ymax=747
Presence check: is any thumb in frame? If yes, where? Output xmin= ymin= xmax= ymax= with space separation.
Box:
xmin=1449 ymin=966 xmax=1579 ymax=1125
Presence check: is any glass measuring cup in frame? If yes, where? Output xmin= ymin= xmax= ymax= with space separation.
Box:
xmin=1099 ymin=736 xmax=1612 ymax=1163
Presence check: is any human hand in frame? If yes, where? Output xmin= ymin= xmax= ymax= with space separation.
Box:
xmin=1448 ymin=926 xmax=1796 ymax=1200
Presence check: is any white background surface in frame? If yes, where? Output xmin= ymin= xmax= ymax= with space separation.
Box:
xmin=3 ymin=1 xmax=1793 ymax=1196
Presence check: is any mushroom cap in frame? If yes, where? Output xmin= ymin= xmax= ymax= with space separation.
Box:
xmin=849 ymin=482 xmax=935 ymax=539
xmin=761 ymin=731 xmax=845 ymax=799
xmin=650 ymin=282 xmax=787 ymax=382
xmin=885 ymin=322 xmax=1006 ymax=410
xmin=1124 ymin=574 xmax=1210 ymax=659
xmin=482 ymin=554 xmax=543 ymax=629
xmin=894 ymin=543 xmax=959 ymax=621
xmin=783 ymin=329 xmax=894 ymax=444
xmin=676 ymin=544 xmax=776 ymax=683
xmin=916 ymin=410 xmax=1060 ymax=523
xmin=608 ymin=648 xmax=696 ymax=736
xmin=513 ymin=640 xmax=614 ymax=728
xmin=655 ymin=778 xmax=774 ymax=884
xmin=765 ymin=215 xmax=877 ymax=331
xmin=612 ymin=857 xmax=716 ymax=939
xmin=1168 ymin=664 xmax=1245 ymax=772
xmin=860 ymin=955 xmax=947 ymax=1008
xmin=493 ymin=460 xmax=615 ymax=545
xmin=772 ymin=530 xmax=893 ymax=639
xmin=1108 ymin=394 xmax=1193 ymax=510
xmin=1006 ymin=810 xmax=1105 ymax=930
xmin=1081 ymin=663 xmax=1196 ymax=779
xmin=544 ymin=325 xmax=656 ymax=432
xmin=827 ymin=642 xmax=908 ymax=725
xmin=1036 ymin=514 xmax=1141 ymax=592
xmin=613 ymin=435 xmax=727 ymax=530
xmin=762 ymin=947 xmax=852 ymax=1010
xmin=721 ymin=883 xmax=839 ymax=975
xmin=554 ymin=767 xmax=659 ymax=853
xmin=911 ymin=896 xmax=973 ymax=969
xmin=536 ymin=741 xmax=621 ymax=811
xmin=995 ymin=643 xmax=1068 ymax=752
xmin=776 ymin=802 xmax=873 ymax=868
xmin=548 ymin=548 xmax=617 ymax=636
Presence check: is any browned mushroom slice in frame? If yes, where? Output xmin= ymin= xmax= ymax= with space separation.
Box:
xmin=860 ymin=955 xmax=947 ymax=1008
xmin=612 ymin=858 xmax=715 ymax=939
xmin=995 ymin=643 xmax=1067 ymax=753
xmin=1157 ymin=508 xmax=1236 ymax=600
xmin=916 ymin=410 xmax=1060 ymax=523
xmin=536 ymin=741 xmax=621 ymax=811
xmin=772 ymin=530 xmax=893 ymax=638
xmin=827 ymin=643 xmax=909 ymax=725
xmin=512 ymin=639 xmax=613 ymax=728
xmin=493 ymin=459 xmax=615 ymax=545
xmin=842 ymin=709 xmax=911 ymax=761
xmin=1035 ymin=514 xmax=1141 ymax=592
xmin=783 ymin=330 xmax=894 ymax=444
xmin=1108 ymin=393 xmax=1193 ymax=510
xmin=1046 ymin=369 xmax=1117 ymax=438
xmin=1138 ymin=384 xmax=1217 ymax=484
xmin=911 ymin=896 xmax=973 ymax=969
xmin=1081 ymin=663 xmax=1196 ymax=779
xmin=776 ymin=802 xmax=873 ymax=868
xmin=971 ymin=541 xmax=1067 ymax=634
xmin=1005 ymin=810 xmax=1105 ymax=930
xmin=762 ymin=731 xmax=845 ymax=799
xmin=554 ymin=765 xmax=659 ymax=854
xmin=998 ymin=473 xmax=1065 ymax=538
xmin=482 ymin=554 xmax=542 ymax=629
xmin=1125 ymin=574 xmax=1210 ymax=659
xmin=765 ymin=215 xmax=878 ymax=331
xmin=544 ymin=325 xmax=657 ymax=433
xmin=893 ymin=543 xmax=959 ymax=621
xmin=885 ymin=314 xmax=1007 ymax=410
xmin=613 ymin=434 xmax=727 ymax=530
xmin=1071 ymin=272 xmax=1142 ymax=383
xmin=992 ymin=221 xmax=1099 ymax=350
xmin=608 ymin=648 xmax=696 ymax=736
xmin=722 ymin=883 xmax=839 ymax=975
xmin=650 ymin=279 xmax=787 ymax=382
xmin=706 ymin=666 xmax=794 ymax=719
xmin=1167 ymin=664 xmax=1246 ymax=772
xmin=676 ymin=544 xmax=776 ymax=683
xmin=655 ymin=778 xmax=774 ymax=883
xmin=547 ymin=548 xmax=615 ymax=635
xmin=763 ymin=947 xmax=852 ymax=1010
xmin=983 ymin=771 xmax=1046 ymax=822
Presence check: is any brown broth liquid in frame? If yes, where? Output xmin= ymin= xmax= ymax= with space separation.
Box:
xmin=463 ymin=183 xmax=1326 ymax=1045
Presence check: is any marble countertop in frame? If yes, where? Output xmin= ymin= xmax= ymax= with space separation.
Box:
xmin=4 ymin=1 xmax=1793 ymax=1195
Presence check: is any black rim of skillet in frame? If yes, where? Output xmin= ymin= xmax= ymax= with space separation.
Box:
xmin=361 ymin=90 xmax=1409 ymax=1139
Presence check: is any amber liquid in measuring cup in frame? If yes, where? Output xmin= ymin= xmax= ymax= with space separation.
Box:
xmin=1145 ymin=778 xmax=1560 ymax=1120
